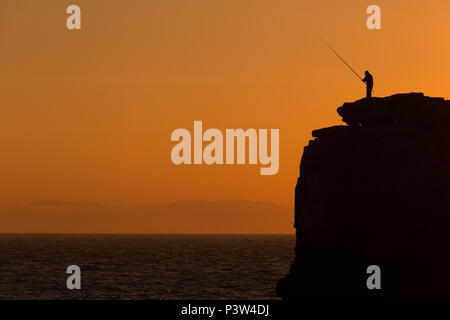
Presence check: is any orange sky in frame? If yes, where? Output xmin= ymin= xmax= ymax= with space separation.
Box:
xmin=1 ymin=0 xmax=450 ymax=232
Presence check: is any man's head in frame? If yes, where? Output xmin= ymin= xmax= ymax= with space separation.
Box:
xmin=365 ymin=70 xmax=370 ymax=75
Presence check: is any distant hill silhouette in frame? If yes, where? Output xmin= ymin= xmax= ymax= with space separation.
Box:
xmin=0 ymin=200 xmax=292 ymax=234
xmin=278 ymin=93 xmax=450 ymax=299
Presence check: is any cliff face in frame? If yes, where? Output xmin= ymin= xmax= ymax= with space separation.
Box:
xmin=277 ymin=93 xmax=450 ymax=299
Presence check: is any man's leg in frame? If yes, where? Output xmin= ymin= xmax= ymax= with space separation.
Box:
xmin=367 ymin=85 xmax=372 ymax=98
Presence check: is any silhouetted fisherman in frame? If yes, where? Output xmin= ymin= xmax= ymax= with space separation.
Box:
xmin=320 ymin=40 xmax=375 ymax=98
xmin=362 ymin=71 xmax=373 ymax=98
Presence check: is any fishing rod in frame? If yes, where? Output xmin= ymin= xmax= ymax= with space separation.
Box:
xmin=320 ymin=38 xmax=362 ymax=81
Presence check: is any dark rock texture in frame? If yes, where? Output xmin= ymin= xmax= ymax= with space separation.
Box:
xmin=338 ymin=92 xmax=450 ymax=127
xmin=277 ymin=93 xmax=450 ymax=299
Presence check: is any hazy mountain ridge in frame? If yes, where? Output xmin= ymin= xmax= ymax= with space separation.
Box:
xmin=1 ymin=200 xmax=293 ymax=234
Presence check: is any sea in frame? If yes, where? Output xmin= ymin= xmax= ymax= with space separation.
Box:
xmin=0 ymin=234 xmax=295 ymax=300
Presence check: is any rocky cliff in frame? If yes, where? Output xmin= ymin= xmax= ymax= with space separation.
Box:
xmin=277 ymin=93 xmax=450 ymax=299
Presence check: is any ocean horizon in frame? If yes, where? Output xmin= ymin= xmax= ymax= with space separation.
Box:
xmin=0 ymin=234 xmax=295 ymax=299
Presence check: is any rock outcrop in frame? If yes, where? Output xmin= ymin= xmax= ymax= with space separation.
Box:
xmin=277 ymin=93 xmax=450 ymax=299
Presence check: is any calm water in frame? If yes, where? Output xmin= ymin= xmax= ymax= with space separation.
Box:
xmin=0 ymin=234 xmax=295 ymax=300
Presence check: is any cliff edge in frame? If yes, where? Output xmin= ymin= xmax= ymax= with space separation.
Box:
xmin=277 ymin=93 xmax=450 ymax=299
